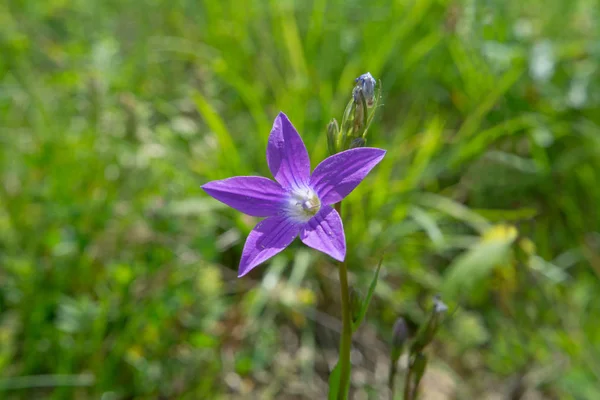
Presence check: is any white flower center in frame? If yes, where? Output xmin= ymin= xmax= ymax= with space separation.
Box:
xmin=285 ymin=187 xmax=321 ymax=222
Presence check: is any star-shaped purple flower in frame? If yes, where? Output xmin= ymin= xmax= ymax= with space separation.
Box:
xmin=202 ymin=112 xmax=385 ymax=277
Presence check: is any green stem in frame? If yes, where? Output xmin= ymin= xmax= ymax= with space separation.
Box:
xmin=335 ymin=202 xmax=352 ymax=399
xmin=388 ymin=361 xmax=397 ymax=396
xmin=403 ymin=357 xmax=413 ymax=400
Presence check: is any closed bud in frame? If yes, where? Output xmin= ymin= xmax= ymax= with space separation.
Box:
xmin=327 ymin=118 xmax=340 ymax=155
xmin=352 ymin=87 xmax=367 ymax=136
xmin=411 ymin=295 xmax=448 ymax=353
xmin=392 ymin=317 xmax=409 ymax=348
xmin=388 ymin=317 xmax=409 ymax=393
xmin=355 ymin=72 xmax=377 ymax=107
xmin=390 ymin=317 xmax=408 ymax=364
xmin=433 ymin=295 xmax=448 ymax=314
xmin=340 ymin=72 xmax=381 ymax=151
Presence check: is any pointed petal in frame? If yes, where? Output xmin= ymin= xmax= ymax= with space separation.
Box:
xmin=238 ymin=216 xmax=300 ymax=277
xmin=300 ymin=206 xmax=346 ymax=262
xmin=202 ymin=176 xmax=287 ymax=217
xmin=267 ymin=112 xmax=311 ymax=190
xmin=309 ymin=147 xmax=386 ymax=205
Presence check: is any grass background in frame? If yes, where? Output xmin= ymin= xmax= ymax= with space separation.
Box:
xmin=1 ymin=0 xmax=600 ymax=398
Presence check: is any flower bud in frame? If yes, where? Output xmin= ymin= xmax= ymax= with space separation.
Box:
xmin=352 ymin=87 xmax=367 ymax=136
xmin=338 ymin=72 xmax=381 ymax=152
xmin=411 ymin=295 xmax=448 ymax=353
xmin=390 ymin=317 xmax=409 ymax=364
xmin=392 ymin=317 xmax=409 ymax=349
xmin=327 ymin=118 xmax=340 ymax=155
xmin=433 ymin=295 xmax=448 ymax=314
xmin=355 ymin=72 xmax=376 ymax=107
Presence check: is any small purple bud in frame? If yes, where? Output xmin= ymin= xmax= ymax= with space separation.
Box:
xmin=388 ymin=317 xmax=409 ymax=393
xmin=355 ymin=72 xmax=376 ymax=107
xmin=433 ymin=295 xmax=448 ymax=314
xmin=411 ymin=295 xmax=448 ymax=353
xmin=392 ymin=317 xmax=409 ymax=349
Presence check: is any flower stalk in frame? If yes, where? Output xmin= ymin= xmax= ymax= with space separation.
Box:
xmin=326 ymin=72 xmax=383 ymax=399
xmin=388 ymin=317 xmax=409 ymax=394
xmin=335 ymin=201 xmax=352 ymax=399
xmin=399 ymin=296 xmax=447 ymax=399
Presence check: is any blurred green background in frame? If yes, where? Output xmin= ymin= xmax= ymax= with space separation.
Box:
xmin=1 ymin=0 xmax=600 ymax=399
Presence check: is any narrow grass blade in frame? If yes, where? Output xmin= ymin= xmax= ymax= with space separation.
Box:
xmin=352 ymin=257 xmax=383 ymax=332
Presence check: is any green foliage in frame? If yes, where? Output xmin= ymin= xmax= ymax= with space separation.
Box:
xmin=442 ymin=224 xmax=517 ymax=300
xmin=327 ymin=361 xmax=344 ymax=400
xmin=1 ymin=0 xmax=600 ymax=398
xmin=352 ymin=258 xmax=383 ymax=332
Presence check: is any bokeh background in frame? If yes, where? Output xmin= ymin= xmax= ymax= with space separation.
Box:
xmin=2 ymin=0 xmax=600 ymax=399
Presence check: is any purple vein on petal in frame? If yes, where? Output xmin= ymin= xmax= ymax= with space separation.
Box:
xmin=300 ymin=206 xmax=345 ymax=262
xmin=266 ymin=112 xmax=311 ymax=190
xmin=201 ymin=176 xmax=287 ymax=217
xmin=310 ymin=147 xmax=386 ymax=205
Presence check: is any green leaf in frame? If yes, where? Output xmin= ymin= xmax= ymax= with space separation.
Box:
xmin=442 ymin=225 xmax=518 ymax=300
xmin=191 ymin=91 xmax=241 ymax=174
xmin=327 ymin=362 xmax=341 ymax=400
xmin=327 ymin=361 xmax=350 ymax=400
xmin=352 ymin=257 xmax=383 ymax=332
xmin=472 ymin=207 xmax=539 ymax=222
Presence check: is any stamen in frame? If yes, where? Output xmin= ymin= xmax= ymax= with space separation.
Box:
xmin=285 ymin=187 xmax=321 ymax=222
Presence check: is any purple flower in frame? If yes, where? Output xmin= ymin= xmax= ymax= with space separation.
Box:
xmin=202 ymin=112 xmax=385 ymax=277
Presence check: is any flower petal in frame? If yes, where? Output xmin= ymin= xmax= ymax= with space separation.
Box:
xmin=300 ymin=206 xmax=345 ymax=262
xmin=202 ymin=176 xmax=287 ymax=217
xmin=267 ymin=112 xmax=311 ymax=190
xmin=309 ymin=147 xmax=386 ymax=205
xmin=238 ymin=216 xmax=301 ymax=277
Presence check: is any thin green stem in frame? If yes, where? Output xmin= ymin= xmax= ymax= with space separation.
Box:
xmin=335 ymin=201 xmax=352 ymax=399
xmin=388 ymin=361 xmax=397 ymax=396
xmin=403 ymin=358 xmax=413 ymax=400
